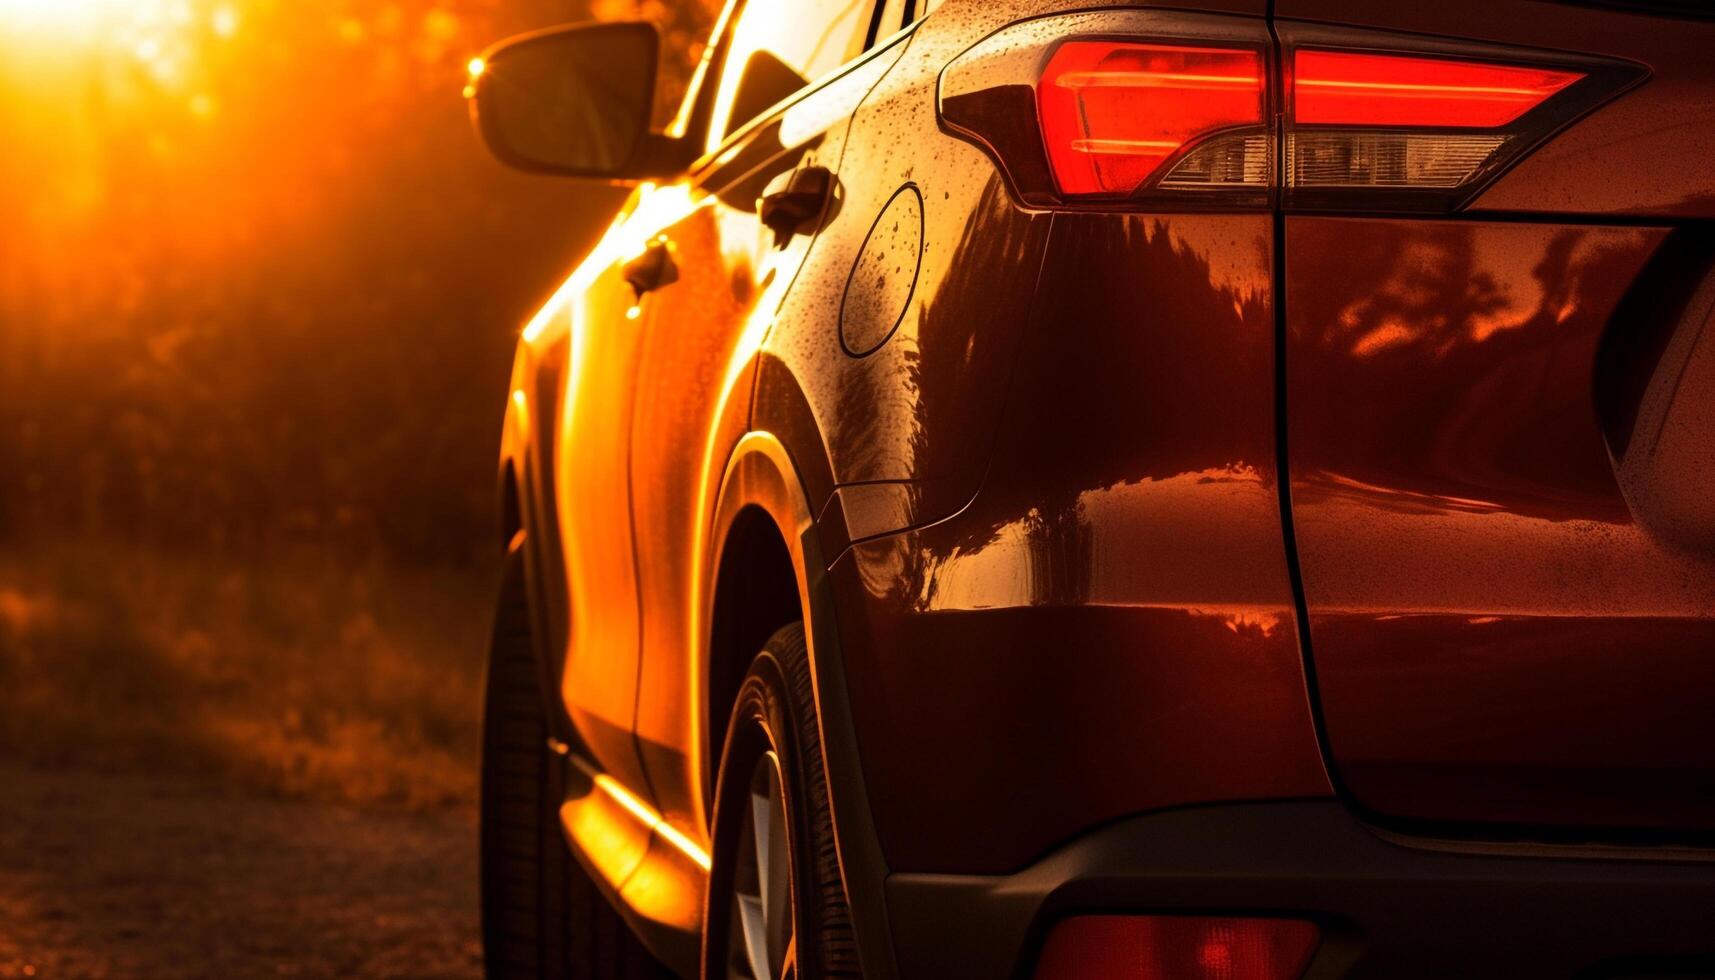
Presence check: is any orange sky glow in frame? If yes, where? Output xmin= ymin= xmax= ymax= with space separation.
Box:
xmin=0 ymin=0 xmax=636 ymax=559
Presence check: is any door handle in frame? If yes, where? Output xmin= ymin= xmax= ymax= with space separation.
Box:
xmin=759 ymin=166 xmax=833 ymax=246
xmin=622 ymin=238 xmax=679 ymax=299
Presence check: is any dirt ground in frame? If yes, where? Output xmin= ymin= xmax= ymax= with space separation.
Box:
xmin=0 ymin=757 xmax=482 ymax=979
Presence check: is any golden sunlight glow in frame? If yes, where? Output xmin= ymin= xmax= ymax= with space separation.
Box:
xmin=522 ymin=183 xmax=696 ymax=344
xmin=209 ymin=4 xmax=237 ymax=37
xmin=0 ymin=0 xmax=130 ymax=32
xmin=567 ymin=753 xmax=711 ymax=871
xmin=1 ymin=0 xmax=246 ymax=105
xmin=463 ymin=58 xmax=484 ymax=99
xmin=593 ymin=773 xmax=712 ymax=871
xmin=0 ymin=0 xmax=223 ymax=43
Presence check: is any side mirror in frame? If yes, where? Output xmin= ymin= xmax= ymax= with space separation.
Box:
xmin=466 ymin=22 xmax=684 ymax=180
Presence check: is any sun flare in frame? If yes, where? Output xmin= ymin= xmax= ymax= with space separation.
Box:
xmin=0 ymin=0 xmax=133 ymax=33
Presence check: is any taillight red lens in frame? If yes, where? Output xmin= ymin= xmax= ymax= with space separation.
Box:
xmin=1038 ymin=42 xmax=1266 ymax=197
xmin=1033 ymin=916 xmax=1320 ymax=980
xmin=1294 ymin=50 xmax=1582 ymax=128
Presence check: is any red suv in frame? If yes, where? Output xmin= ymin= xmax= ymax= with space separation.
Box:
xmin=466 ymin=1 xmax=1715 ymax=977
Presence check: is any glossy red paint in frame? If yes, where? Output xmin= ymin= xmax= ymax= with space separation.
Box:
xmin=1285 ymin=216 xmax=1715 ymax=833
xmin=831 ymin=210 xmax=1329 ymax=873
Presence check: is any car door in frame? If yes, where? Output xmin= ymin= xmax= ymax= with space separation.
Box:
xmin=539 ymin=208 xmax=653 ymax=802
xmin=624 ymin=0 xmax=909 ymax=848
xmin=1276 ymin=0 xmax=1715 ymax=834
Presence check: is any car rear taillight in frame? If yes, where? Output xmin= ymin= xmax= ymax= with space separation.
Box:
xmin=1281 ymin=44 xmax=1637 ymax=209
xmin=939 ymin=10 xmax=1275 ymax=209
xmin=1032 ymin=916 xmax=1320 ymax=980
xmin=938 ymin=11 xmax=1645 ymax=212
xmin=1037 ymin=42 xmax=1268 ymax=198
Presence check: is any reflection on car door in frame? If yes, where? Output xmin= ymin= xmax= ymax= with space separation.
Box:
xmin=1276 ymin=0 xmax=1715 ymax=834
xmin=624 ymin=0 xmax=910 ymax=847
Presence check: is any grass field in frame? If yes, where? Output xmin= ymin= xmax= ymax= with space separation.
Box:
xmin=0 ymin=541 xmax=495 ymax=811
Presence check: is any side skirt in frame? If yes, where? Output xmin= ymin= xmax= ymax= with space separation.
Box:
xmin=550 ymin=740 xmax=706 ymax=977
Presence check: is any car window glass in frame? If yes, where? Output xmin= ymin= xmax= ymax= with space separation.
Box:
xmin=873 ymin=0 xmax=936 ymax=41
xmin=873 ymin=0 xmax=908 ymax=39
xmin=706 ymin=0 xmax=878 ymax=150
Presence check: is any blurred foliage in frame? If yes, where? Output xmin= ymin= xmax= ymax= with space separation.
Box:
xmin=0 ymin=0 xmax=718 ymax=565
xmin=0 ymin=0 xmax=719 ymax=806
xmin=592 ymin=0 xmax=725 ymax=126
xmin=0 ymin=540 xmax=491 ymax=808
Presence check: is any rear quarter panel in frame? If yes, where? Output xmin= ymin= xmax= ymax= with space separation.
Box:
xmin=833 ymin=210 xmax=1332 ymax=874
xmin=757 ymin=0 xmax=1331 ymax=876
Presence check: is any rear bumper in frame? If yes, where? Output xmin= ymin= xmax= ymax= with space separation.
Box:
xmin=885 ymin=801 xmax=1715 ymax=980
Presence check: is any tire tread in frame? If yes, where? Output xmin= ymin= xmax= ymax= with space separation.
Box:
xmin=479 ymin=543 xmax=672 ymax=979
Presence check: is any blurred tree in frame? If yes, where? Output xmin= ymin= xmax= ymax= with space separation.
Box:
xmin=591 ymin=0 xmax=725 ymax=125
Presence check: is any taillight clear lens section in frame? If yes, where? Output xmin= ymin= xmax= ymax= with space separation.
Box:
xmin=1294 ymin=51 xmax=1582 ymax=128
xmin=1032 ymin=915 xmax=1320 ymax=980
xmin=1287 ymin=131 xmax=1509 ymax=189
xmin=1038 ymin=42 xmax=1267 ymax=197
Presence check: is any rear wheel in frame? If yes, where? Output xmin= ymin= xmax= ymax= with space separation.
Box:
xmin=704 ymin=624 xmax=859 ymax=980
xmin=479 ymin=539 xmax=669 ymax=979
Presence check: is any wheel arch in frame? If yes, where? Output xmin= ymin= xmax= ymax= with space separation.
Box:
xmin=701 ymin=432 xmax=820 ymax=817
xmin=700 ymin=430 xmax=900 ymax=979
xmin=705 ymin=505 xmax=801 ymax=808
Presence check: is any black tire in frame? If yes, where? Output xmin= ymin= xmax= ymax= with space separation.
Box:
xmin=703 ymin=623 xmax=859 ymax=980
xmin=479 ymin=540 xmax=670 ymax=979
